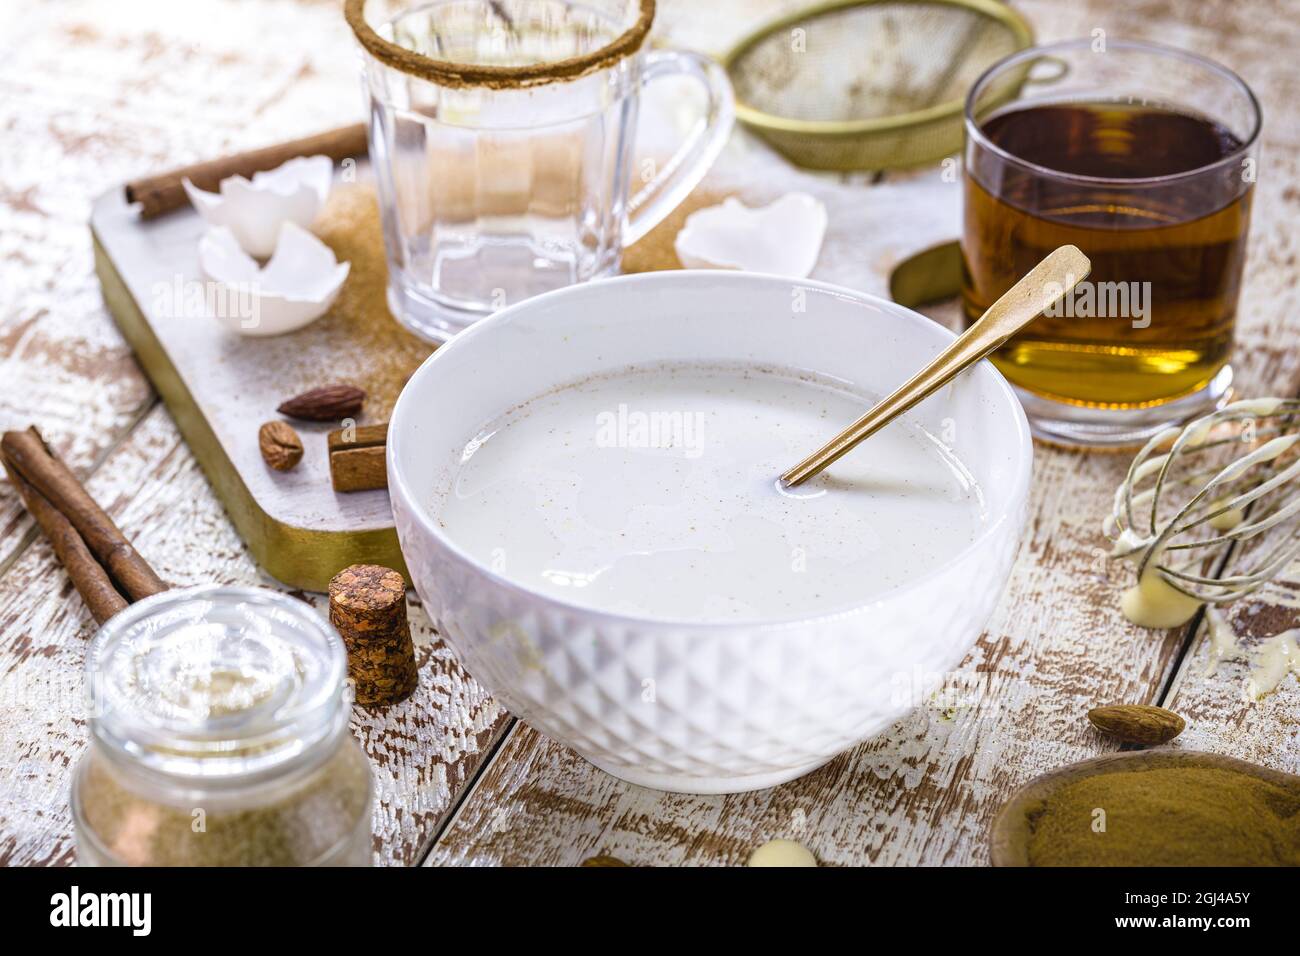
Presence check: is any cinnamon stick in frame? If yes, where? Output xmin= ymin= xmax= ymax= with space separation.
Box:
xmin=1 ymin=428 xmax=167 ymax=602
xmin=124 ymin=122 xmax=369 ymax=220
xmin=0 ymin=454 xmax=127 ymax=625
xmin=328 ymin=422 xmax=388 ymax=493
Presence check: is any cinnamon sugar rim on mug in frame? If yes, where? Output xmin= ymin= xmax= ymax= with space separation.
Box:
xmin=347 ymin=0 xmax=732 ymax=342
xmin=345 ymin=0 xmax=655 ymax=89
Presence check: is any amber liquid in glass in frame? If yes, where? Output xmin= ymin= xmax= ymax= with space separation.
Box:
xmin=963 ymin=103 xmax=1252 ymax=407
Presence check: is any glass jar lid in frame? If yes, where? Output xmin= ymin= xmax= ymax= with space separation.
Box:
xmin=87 ymin=586 xmax=349 ymax=781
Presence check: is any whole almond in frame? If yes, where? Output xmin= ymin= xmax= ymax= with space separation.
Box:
xmin=259 ymin=420 xmax=303 ymax=471
xmin=1088 ymin=704 xmax=1185 ymax=745
xmin=277 ymin=384 xmax=366 ymax=422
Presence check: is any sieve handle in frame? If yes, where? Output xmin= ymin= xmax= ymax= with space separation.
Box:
xmin=623 ymin=49 xmax=735 ymax=247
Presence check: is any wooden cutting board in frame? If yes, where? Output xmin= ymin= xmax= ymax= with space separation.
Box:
xmin=91 ymin=173 xmax=430 ymax=590
xmin=92 ymin=151 xmax=959 ymax=591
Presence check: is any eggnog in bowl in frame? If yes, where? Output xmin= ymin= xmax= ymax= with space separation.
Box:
xmin=387 ymin=270 xmax=1032 ymax=792
xmin=436 ymin=361 xmax=987 ymax=622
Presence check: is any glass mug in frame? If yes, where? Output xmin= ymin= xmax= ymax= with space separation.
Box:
xmin=962 ymin=40 xmax=1260 ymax=448
xmin=347 ymin=0 xmax=734 ymax=341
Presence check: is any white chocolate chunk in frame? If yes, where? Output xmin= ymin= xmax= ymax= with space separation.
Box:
xmin=747 ymin=839 xmax=817 ymax=867
xmin=1121 ymin=569 xmax=1202 ymax=629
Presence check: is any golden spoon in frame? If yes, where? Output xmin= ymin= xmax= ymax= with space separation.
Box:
xmin=781 ymin=244 xmax=1091 ymax=487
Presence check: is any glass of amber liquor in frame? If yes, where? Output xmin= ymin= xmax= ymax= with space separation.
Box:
xmin=962 ymin=39 xmax=1261 ymax=447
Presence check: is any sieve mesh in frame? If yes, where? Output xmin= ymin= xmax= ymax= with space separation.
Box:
xmin=723 ymin=0 xmax=1032 ymax=170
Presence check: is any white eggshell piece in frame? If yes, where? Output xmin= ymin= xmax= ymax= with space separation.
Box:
xmin=197 ymin=222 xmax=349 ymax=337
xmin=183 ymin=155 xmax=333 ymax=259
xmin=674 ymin=193 xmax=828 ymax=278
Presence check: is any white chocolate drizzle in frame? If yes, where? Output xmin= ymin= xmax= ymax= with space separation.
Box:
xmin=1121 ymin=564 xmax=1202 ymax=629
xmin=1247 ymin=630 xmax=1300 ymax=698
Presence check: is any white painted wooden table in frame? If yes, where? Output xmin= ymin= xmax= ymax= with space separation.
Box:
xmin=1 ymin=0 xmax=1297 ymax=866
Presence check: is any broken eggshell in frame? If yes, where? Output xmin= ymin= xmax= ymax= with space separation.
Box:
xmin=197 ymin=222 xmax=349 ymax=336
xmin=184 ymin=155 xmax=333 ymax=259
xmin=674 ymin=193 xmax=828 ymax=278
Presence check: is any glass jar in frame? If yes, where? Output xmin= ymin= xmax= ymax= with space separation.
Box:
xmin=72 ymin=586 xmax=373 ymax=866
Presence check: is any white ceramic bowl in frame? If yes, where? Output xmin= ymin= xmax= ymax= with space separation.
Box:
xmin=388 ymin=272 xmax=1032 ymax=794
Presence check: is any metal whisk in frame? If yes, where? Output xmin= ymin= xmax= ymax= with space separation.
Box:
xmin=1106 ymin=397 xmax=1300 ymax=605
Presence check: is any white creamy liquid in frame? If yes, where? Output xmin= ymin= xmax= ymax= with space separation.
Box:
xmin=436 ymin=363 xmax=987 ymax=622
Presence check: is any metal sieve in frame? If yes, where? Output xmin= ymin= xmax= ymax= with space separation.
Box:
xmin=721 ymin=0 xmax=1032 ymax=170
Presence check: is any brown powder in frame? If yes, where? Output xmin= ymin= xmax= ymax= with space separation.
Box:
xmin=272 ymin=179 xmax=725 ymax=411
xmin=253 ymin=184 xmax=434 ymax=422
xmin=76 ymin=743 xmax=372 ymax=866
xmin=1025 ymin=766 xmax=1300 ymax=866
xmin=622 ymin=188 xmax=733 ymax=274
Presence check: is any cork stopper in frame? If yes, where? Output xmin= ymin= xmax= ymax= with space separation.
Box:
xmin=328 ymin=564 xmax=419 ymax=707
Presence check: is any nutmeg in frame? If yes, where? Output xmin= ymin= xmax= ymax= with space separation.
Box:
xmin=258 ymin=420 xmax=303 ymax=471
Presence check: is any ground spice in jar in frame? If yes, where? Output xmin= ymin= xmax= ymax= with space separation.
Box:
xmin=1024 ymin=766 xmax=1300 ymax=866
xmin=76 ymin=738 xmax=372 ymax=867
xmin=72 ymin=586 xmax=374 ymax=867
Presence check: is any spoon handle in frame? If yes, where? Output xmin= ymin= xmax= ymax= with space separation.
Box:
xmin=781 ymin=244 xmax=1092 ymax=487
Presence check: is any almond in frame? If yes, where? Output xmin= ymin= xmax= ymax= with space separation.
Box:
xmin=259 ymin=420 xmax=303 ymax=472
xmin=277 ymin=384 xmax=366 ymax=422
xmin=1088 ymin=704 xmax=1185 ymax=745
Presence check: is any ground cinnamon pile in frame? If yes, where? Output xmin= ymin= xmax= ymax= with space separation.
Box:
xmin=259 ymin=185 xmax=432 ymax=420
xmin=1025 ymin=766 xmax=1300 ymax=866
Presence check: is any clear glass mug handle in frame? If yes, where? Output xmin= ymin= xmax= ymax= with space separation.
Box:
xmin=624 ymin=49 xmax=735 ymax=246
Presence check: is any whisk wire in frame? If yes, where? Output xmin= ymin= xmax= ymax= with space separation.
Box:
xmin=1108 ymin=398 xmax=1300 ymax=604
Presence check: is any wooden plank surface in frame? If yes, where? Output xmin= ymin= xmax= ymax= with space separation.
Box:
xmin=427 ymin=0 xmax=1300 ymax=866
xmin=0 ymin=403 xmax=509 ymax=866
xmin=0 ymin=0 xmax=361 ymax=566
xmin=4 ymin=0 xmax=1299 ymax=869
xmin=0 ymin=0 xmax=509 ymax=867
xmin=1144 ymin=0 xmax=1300 ymax=768
xmin=91 ymin=181 xmax=431 ymax=542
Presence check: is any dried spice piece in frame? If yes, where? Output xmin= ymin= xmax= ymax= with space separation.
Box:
xmin=259 ymin=420 xmax=303 ymax=471
xmin=125 ymin=123 xmax=367 ymax=220
xmin=0 ymin=441 xmax=128 ymax=623
xmin=278 ymin=384 xmax=366 ymax=421
xmin=1088 ymin=704 xmax=1185 ymax=745
xmin=580 ymin=855 xmax=630 ymax=867
xmin=328 ymin=422 xmax=388 ymax=493
xmin=2 ymin=426 xmax=167 ymax=604
xmin=329 ymin=564 xmax=418 ymax=707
